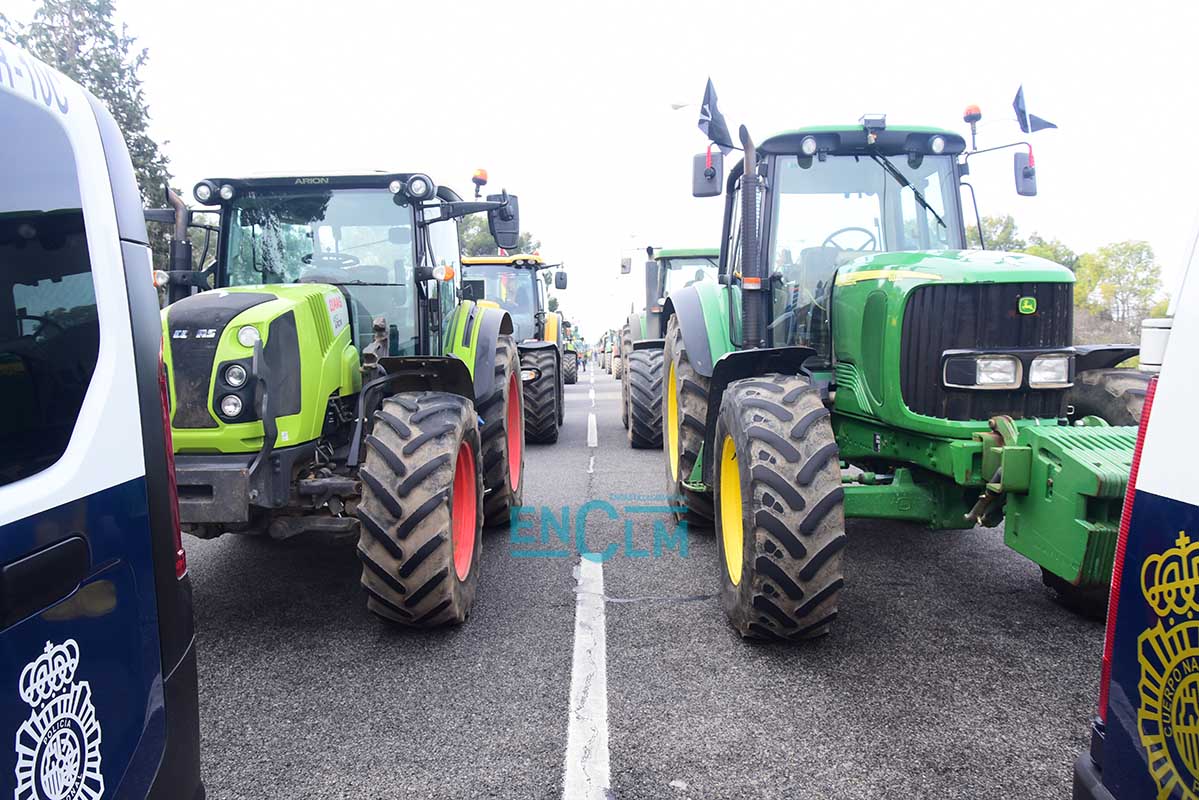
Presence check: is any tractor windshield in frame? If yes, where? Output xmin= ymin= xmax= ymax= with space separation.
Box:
xmin=461 ymin=265 xmax=540 ymax=341
xmin=662 ymin=256 xmax=719 ymax=296
xmin=766 ymin=153 xmax=961 ymax=360
xmin=223 ymin=189 xmax=416 ymax=287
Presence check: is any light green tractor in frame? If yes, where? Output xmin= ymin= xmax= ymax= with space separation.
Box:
xmin=661 ymin=112 xmax=1147 ymax=640
xmin=158 ymin=171 xmax=527 ymax=627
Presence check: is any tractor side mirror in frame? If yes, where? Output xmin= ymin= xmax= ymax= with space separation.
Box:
xmin=693 ymin=151 xmax=724 ymax=197
xmin=388 ymin=226 xmax=411 ymax=245
xmin=487 ymin=193 xmax=520 ymax=250
xmin=1014 ymin=152 xmax=1037 ymax=197
xmin=554 ymin=271 xmax=568 ymax=290
xmin=461 ymin=278 xmax=485 ymax=302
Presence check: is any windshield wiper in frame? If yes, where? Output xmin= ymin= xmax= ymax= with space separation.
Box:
xmin=867 ymin=152 xmax=946 ymax=230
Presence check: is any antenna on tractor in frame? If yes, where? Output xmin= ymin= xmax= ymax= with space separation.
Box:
xmin=963 ymin=105 xmax=982 ymax=151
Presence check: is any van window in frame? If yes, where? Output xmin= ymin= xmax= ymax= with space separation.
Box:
xmin=0 ymin=93 xmax=100 ymax=487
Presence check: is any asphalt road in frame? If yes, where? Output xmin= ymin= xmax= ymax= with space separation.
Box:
xmin=186 ymin=365 xmax=1103 ymax=799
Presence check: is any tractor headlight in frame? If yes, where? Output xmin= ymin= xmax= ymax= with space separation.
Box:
xmin=1029 ymin=354 xmax=1071 ymax=388
xmin=405 ymin=174 xmax=435 ymax=201
xmin=800 ymin=135 xmax=818 ymax=156
xmin=219 ymin=183 xmax=235 ymax=201
xmin=520 ymin=368 xmax=541 ymax=382
xmin=193 ymin=181 xmax=215 ymax=203
xmin=219 ymin=394 xmax=243 ymax=418
xmin=975 ymin=356 xmax=1021 ymax=389
xmin=237 ymin=325 xmax=261 ymax=347
xmin=929 ymin=135 xmax=946 ymax=154
xmin=225 ymin=364 xmax=248 ymax=388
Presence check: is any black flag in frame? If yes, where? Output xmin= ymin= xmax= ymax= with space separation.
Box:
xmin=1013 ymin=85 xmax=1057 ymax=134
xmin=698 ymin=78 xmax=734 ymax=154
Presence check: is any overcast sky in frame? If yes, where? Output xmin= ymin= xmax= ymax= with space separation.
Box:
xmin=13 ymin=0 xmax=1196 ymax=339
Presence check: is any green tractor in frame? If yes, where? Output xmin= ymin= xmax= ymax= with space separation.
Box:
xmin=664 ymin=113 xmax=1147 ymax=640
xmin=158 ymin=171 xmax=527 ymax=627
xmin=620 ymin=247 xmax=719 ymax=447
xmin=460 ymin=254 xmax=572 ymax=443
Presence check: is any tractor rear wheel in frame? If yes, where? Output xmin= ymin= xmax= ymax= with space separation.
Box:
xmin=356 ymin=391 xmax=483 ymax=627
xmin=477 ymin=336 xmax=524 ymax=527
xmin=627 ymin=349 xmax=663 ymax=449
xmin=522 ymin=347 xmax=560 ymax=444
xmin=662 ymin=315 xmax=713 ymax=524
xmin=1066 ymin=368 xmax=1152 ymax=427
xmin=563 ymin=351 xmax=578 ymax=385
xmin=713 ymin=373 xmax=846 ymax=640
xmin=620 ymin=326 xmax=633 ymax=429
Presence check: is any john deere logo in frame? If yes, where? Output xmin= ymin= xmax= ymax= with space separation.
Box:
xmin=1138 ymin=531 xmax=1199 ymax=799
xmin=1018 ymin=297 xmax=1037 ymax=315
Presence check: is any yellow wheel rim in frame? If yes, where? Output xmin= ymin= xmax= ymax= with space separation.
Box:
xmin=719 ymin=434 xmax=743 ymax=586
xmin=666 ymin=362 xmax=679 ymax=482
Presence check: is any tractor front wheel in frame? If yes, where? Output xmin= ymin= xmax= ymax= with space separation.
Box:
xmin=1066 ymin=368 xmax=1153 ymax=427
xmin=522 ymin=348 xmax=560 ymax=444
xmin=713 ymin=373 xmax=846 ymax=640
xmin=356 ymin=391 xmax=483 ymax=627
xmin=627 ymin=348 xmax=663 ymax=449
xmin=478 ymin=336 xmax=524 ymax=527
xmin=663 ymin=315 xmax=713 ymax=524
xmin=563 ymin=351 xmax=578 ymax=385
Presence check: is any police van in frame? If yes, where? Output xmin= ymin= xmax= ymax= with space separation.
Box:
xmin=0 ymin=44 xmax=203 ymax=798
xmin=1073 ymin=226 xmax=1199 ymax=799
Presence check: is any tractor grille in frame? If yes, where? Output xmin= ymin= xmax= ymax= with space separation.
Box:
xmin=899 ymin=282 xmax=1073 ymax=421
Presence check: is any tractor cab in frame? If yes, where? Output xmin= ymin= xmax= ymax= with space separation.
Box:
xmin=460 ymin=254 xmax=566 ymax=343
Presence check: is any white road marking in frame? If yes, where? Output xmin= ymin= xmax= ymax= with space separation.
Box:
xmin=587 ymin=413 xmax=598 ymax=449
xmin=588 ymin=388 xmax=595 ymax=406
xmin=562 ymin=557 xmax=609 ymax=799
xmin=587 ymin=455 xmax=595 ymax=474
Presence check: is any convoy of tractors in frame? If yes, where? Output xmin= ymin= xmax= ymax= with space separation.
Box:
xmin=147 ymin=99 xmax=1152 ymax=644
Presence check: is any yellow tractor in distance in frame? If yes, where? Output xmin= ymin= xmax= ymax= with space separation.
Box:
xmin=461 ymin=254 xmax=571 ymax=443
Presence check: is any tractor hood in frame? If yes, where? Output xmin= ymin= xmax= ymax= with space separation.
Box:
xmin=162 ymin=284 xmax=359 ymax=454
xmin=832 ymin=249 xmax=1074 ymax=288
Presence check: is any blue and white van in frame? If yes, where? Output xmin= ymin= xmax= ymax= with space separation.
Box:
xmin=1073 ymin=226 xmax=1199 ymax=799
xmin=0 ymin=44 xmax=203 ymax=798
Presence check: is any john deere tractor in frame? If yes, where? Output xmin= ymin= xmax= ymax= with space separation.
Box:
xmin=665 ymin=114 xmax=1147 ymax=641
xmin=158 ymin=171 xmax=526 ymax=628
xmin=460 ymin=254 xmax=571 ymax=443
xmin=620 ymin=247 xmax=719 ymax=448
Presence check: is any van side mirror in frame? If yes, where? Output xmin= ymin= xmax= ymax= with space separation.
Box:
xmin=487 ymin=193 xmax=520 ymax=250
xmin=555 ymin=271 xmax=568 ymax=290
xmin=462 ymin=278 xmax=485 ymax=302
xmin=1013 ymin=152 xmax=1037 ymax=197
xmin=620 ymin=257 xmax=632 ymax=275
xmin=693 ymin=151 xmax=724 ymax=197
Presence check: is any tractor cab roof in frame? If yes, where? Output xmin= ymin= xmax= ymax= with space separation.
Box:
xmin=653 ymin=248 xmax=719 ymax=261
xmin=197 ymin=172 xmax=465 ymax=201
xmin=761 ymin=125 xmax=966 ymax=158
xmin=461 ymin=254 xmax=552 ymax=270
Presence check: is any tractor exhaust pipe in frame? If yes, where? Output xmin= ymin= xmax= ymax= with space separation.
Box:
xmin=166 ymin=188 xmax=194 ymax=305
xmin=738 ymin=125 xmax=763 ymax=349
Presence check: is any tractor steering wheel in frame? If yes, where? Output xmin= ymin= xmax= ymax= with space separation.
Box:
xmin=822 ymin=227 xmax=878 ymax=252
xmin=19 ymin=314 xmax=64 ymax=339
xmin=302 ymin=252 xmax=361 ymax=268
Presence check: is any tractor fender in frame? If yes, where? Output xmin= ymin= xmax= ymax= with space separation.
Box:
xmin=376 ymin=356 xmax=475 ymax=401
xmin=699 ymin=346 xmax=817 ymax=485
xmin=663 ymin=286 xmax=716 ymax=377
xmin=632 ymin=339 xmax=665 ymax=351
xmin=469 ymin=304 xmax=515 ymax=405
xmin=1074 ymin=344 xmax=1138 ymax=373
xmin=626 ymin=311 xmax=646 ymax=344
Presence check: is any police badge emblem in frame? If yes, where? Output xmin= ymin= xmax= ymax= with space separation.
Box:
xmin=13 ymin=640 xmax=104 ymax=800
xmin=1139 ymin=532 xmax=1199 ymax=799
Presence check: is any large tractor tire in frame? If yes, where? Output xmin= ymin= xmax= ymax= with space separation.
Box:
xmin=662 ymin=315 xmax=714 ymax=523
xmin=477 ymin=336 xmax=524 ymax=527
xmin=620 ymin=325 xmax=633 ymax=429
xmin=627 ymin=348 xmax=663 ymax=449
xmin=713 ymin=374 xmax=846 ymax=640
xmin=1066 ymin=368 xmax=1153 ymax=427
xmin=356 ymin=392 xmax=484 ymax=627
xmin=522 ymin=347 xmax=560 ymax=444
xmin=612 ymin=354 xmax=624 ymax=379
xmin=563 ymin=351 xmax=578 ymax=385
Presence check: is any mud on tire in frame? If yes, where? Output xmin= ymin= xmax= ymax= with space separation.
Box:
xmin=663 ymin=315 xmax=713 ymax=522
xmin=627 ymin=348 xmax=663 ymax=449
xmin=713 ymin=373 xmax=846 ymax=640
xmin=522 ymin=347 xmax=560 ymax=444
xmin=477 ymin=336 xmax=524 ymax=527
xmin=356 ymin=391 xmax=484 ymax=627
xmin=1066 ymin=368 xmax=1153 ymax=427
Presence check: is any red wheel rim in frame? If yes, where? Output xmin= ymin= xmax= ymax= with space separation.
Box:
xmin=506 ymin=373 xmax=522 ymax=489
xmin=451 ymin=440 xmax=477 ymax=581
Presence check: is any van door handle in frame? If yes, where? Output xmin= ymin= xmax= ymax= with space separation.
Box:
xmin=0 ymin=536 xmax=91 ymax=628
